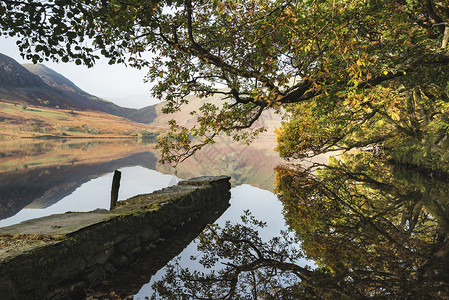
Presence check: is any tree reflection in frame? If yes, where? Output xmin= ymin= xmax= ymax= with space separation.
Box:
xmin=151 ymin=152 xmax=449 ymax=298
xmin=277 ymin=152 xmax=449 ymax=297
xmin=151 ymin=211 xmax=313 ymax=299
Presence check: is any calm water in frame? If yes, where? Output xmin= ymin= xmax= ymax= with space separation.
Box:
xmin=0 ymin=166 xmax=179 ymax=228
xmin=0 ymin=138 xmax=284 ymax=228
xmin=2 ymin=138 xmax=448 ymax=298
xmin=134 ymin=184 xmax=310 ymax=299
xmin=0 ymin=138 xmax=292 ymax=297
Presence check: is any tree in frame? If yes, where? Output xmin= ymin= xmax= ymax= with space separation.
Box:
xmin=2 ymin=0 xmax=449 ymax=166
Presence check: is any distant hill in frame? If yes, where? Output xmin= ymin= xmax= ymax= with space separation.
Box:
xmin=22 ymin=63 xmax=136 ymax=118
xmin=0 ymin=53 xmax=158 ymax=123
xmin=0 ymin=53 xmax=281 ymax=132
xmin=0 ymin=53 xmax=79 ymax=109
xmin=149 ymin=92 xmax=282 ymax=136
xmin=0 ymin=54 xmax=47 ymax=89
xmin=23 ymin=63 xmax=93 ymax=94
xmin=122 ymin=103 xmax=158 ymax=124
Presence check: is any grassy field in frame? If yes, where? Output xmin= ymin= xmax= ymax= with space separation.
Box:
xmin=0 ymin=102 xmax=160 ymax=138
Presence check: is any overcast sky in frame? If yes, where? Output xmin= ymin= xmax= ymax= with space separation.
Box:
xmin=0 ymin=36 xmax=159 ymax=109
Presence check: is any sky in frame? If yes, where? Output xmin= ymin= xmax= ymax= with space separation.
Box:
xmin=0 ymin=36 xmax=159 ymax=109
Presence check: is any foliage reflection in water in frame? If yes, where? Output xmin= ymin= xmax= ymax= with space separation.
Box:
xmin=146 ymin=151 xmax=449 ymax=299
xmin=134 ymin=184 xmax=312 ymax=299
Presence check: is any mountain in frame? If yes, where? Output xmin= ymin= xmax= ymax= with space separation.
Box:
xmin=22 ymin=63 xmax=135 ymax=118
xmin=0 ymin=53 xmax=158 ymax=123
xmin=125 ymin=105 xmax=158 ymax=124
xmin=0 ymin=53 xmax=77 ymax=109
xmin=0 ymin=53 xmax=280 ymax=132
xmin=148 ymin=92 xmax=282 ymax=137
xmin=0 ymin=55 xmax=47 ymax=89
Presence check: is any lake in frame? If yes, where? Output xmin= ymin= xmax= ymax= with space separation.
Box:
xmin=0 ymin=137 xmax=286 ymax=225
xmin=1 ymin=138 xmax=448 ymax=298
xmin=0 ymin=137 xmax=299 ymax=298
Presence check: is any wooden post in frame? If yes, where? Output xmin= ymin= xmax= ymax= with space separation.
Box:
xmin=110 ymin=170 xmax=121 ymax=210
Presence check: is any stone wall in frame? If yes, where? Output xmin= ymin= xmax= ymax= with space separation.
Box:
xmin=0 ymin=176 xmax=231 ymax=300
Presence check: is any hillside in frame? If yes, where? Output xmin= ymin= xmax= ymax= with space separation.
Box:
xmin=22 ymin=64 xmax=136 ymax=119
xmin=0 ymin=101 xmax=159 ymax=138
xmin=23 ymin=63 xmax=160 ymax=124
xmin=0 ymin=53 xmax=281 ymax=142
xmin=149 ymin=92 xmax=282 ymax=141
xmin=0 ymin=55 xmax=46 ymax=89
xmin=123 ymin=103 xmax=158 ymax=124
xmin=0 ymin=53 xmax=81 ymax=109
xmin=0 ymin=53 xmax=158 ymax=123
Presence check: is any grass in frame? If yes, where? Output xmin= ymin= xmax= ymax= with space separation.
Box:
xmin=0 ymin=102 xmax=158 ymax=138
xmin=25 ymin=108 xmax=69 ymax=120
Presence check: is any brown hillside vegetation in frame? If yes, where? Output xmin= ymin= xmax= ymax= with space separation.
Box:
xmin=0 ymin=102 xmax=159 ymax=138
xmin=0 ymin=54 xmax=157 ymax=123
xmin=151 ymin=93 xmax=282 ymax=140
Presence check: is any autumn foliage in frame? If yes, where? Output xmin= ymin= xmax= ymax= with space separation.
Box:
xmin=2 ymin=0 xmax=449 ymax=168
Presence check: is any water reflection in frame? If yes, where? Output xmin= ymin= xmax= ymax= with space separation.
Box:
xmin=0 ymin=139 xmax=159 ymax=222
xmin=3 ymin=138 xmax=446 ymax=297
xmin=158 ymin=136 xmax=286 ymax=191
xmin=141 ymin=151 xmax=449 ymax=298
xmin=89 ymin=185 xmax=309 ymax=299
xmin=0 ymin=166 xmax=178 ymax=228
xmin=275 ymin=151 xmax=449 ymax=297
xmin=88 ymin=184 xmax=298 ymax=300
xmin=0 ymin=138 xmax=283 ymax=226
xmin=0 ymin=137 xmax=295 ymax=298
